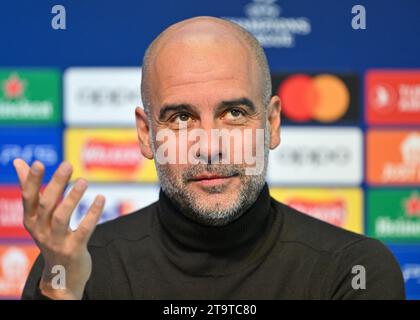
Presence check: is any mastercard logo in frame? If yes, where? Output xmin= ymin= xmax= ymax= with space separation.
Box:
xmin=277 ymin=74 xmax=350 ymax=122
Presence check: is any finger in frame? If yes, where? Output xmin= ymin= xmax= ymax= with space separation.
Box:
xmin=13 ymin=158 xmax=30 ymax=188
xmin=21 ymin=161 xmax=45 ymax=218
xmin=51 ymin=179 xmax=88 ymax=237
xmin=74 ymin=195 xmax=105 ymax=244
xmin=37 ymin=161 xmax=73 ymax=228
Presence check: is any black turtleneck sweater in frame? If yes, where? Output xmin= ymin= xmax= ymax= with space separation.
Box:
xmin=22 ymin=184 xmax=405 ymax=299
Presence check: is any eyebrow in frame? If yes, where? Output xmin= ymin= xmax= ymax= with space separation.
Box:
xmin=158 ymin=104 xmax=196 ymax=121
xmin=217 ymin=97 xmax=256 ymax=114
xmin=158 ymin=97 xmax=256 ymax=121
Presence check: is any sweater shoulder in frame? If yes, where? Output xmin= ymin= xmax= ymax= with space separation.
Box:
xmin=272 ymin=197 xmax=375 ymax=254
xmin=87 ymin=200 xmax=158 ymax=248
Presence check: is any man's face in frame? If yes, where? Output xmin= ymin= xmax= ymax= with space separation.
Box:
xmin=138 ymin=28 xmax=280 ymax=226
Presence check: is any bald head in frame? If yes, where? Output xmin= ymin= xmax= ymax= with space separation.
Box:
xmin=140 ymin=16 xmax=272 ymax=117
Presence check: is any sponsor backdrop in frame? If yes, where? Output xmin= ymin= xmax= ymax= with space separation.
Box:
xmin=0 ymin=0 xmax=419 ymax=299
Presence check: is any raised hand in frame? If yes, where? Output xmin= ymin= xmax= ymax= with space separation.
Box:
xmin=13 ymin=159 xmax=105 ymax=300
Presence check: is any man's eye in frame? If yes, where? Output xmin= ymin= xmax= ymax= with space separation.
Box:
xmin=172 ymin=113 xmax=191 ymax=123
xmin=224 ymin=109 xmax=245 ymax=120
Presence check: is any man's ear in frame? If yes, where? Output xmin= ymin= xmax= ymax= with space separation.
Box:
xmin=267 ymin=96 xmax=281 ymax=150
xmin=135 ymin=107 xmax=154 ymax=160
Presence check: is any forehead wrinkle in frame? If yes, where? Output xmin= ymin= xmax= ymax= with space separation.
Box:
xmin=161 ymin=76 xmax=242 ymax=92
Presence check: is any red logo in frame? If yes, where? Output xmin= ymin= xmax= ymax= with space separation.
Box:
xmin=286 ymin=198 xmax=346 ymax=227
xmin=0 ymin=244 xmax=39 ymax=298
xmin=82 ymin=140 xmax=142 ymax=172
xmin=369 ymin=83 xmax=398 ymax=113
xmin=404 ymin=192 xmax=420 ymax=217
xmin=366 ymin=70 xmax=420 ymax=124
xmin=2 ymin=73 xmax=26 ymax=99
xmin=0 ymin=187 xmax=30 ymax=239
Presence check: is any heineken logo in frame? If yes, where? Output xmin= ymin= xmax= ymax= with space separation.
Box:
xmin=368 ymin=189 xmax=420 ymax=241
xmin=0 ymin=70 xmax=60 ymax=124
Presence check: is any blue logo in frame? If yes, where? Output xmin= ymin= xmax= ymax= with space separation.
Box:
xmin=388 ymin=244 xmax=420 ymax=300
xmin=0 ymin=127 xmax=62 ymax=183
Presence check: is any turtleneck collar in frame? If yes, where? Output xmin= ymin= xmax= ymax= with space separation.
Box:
xmin=157 ymin=183 xmax=272 ymax=254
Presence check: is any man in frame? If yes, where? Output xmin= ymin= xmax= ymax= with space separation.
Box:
xmin=17 ymin=16 xmax=405 ymax=299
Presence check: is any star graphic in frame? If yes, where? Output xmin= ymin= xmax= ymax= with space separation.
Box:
xmin=3 ymin=73 xmax=26 ymax=99
xmin=404 ymin=192 xmax=420 ymax=217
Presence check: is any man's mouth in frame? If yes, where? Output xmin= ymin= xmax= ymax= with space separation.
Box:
xmin=189 ymin=173 xmax=239 ymax=187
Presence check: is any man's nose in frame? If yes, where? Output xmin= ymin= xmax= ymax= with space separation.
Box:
xmin=194 ymin=119 xmax=224 ymax=164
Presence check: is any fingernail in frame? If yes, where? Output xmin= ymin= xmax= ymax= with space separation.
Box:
xmin=61 ymin=162 xmax=72 ymax=175
xmin=74 ymin=179 xmax=87 ymax=191
xmin=31 ymin=161 xmax=41 ymax=174
xmin=94 ymin=196 xmax=105 ymax=206
xmin=12 ymin=158 xmax=19 ymax=168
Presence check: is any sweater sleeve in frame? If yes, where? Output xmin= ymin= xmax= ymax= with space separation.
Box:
xmin=328 ymin=238 xmax=406 ymax=300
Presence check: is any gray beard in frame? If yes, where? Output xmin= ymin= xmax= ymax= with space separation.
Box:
xmin=152 ymin=126 xmax=270 ymax=227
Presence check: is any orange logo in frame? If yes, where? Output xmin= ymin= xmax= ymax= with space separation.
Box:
xmin=0 ymin=244 xmax=39 ymax=298
xmin=367 ymin=130 xmax=420 ymax=185
xmin=277 ymin=74 xmax=350 ymax=122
